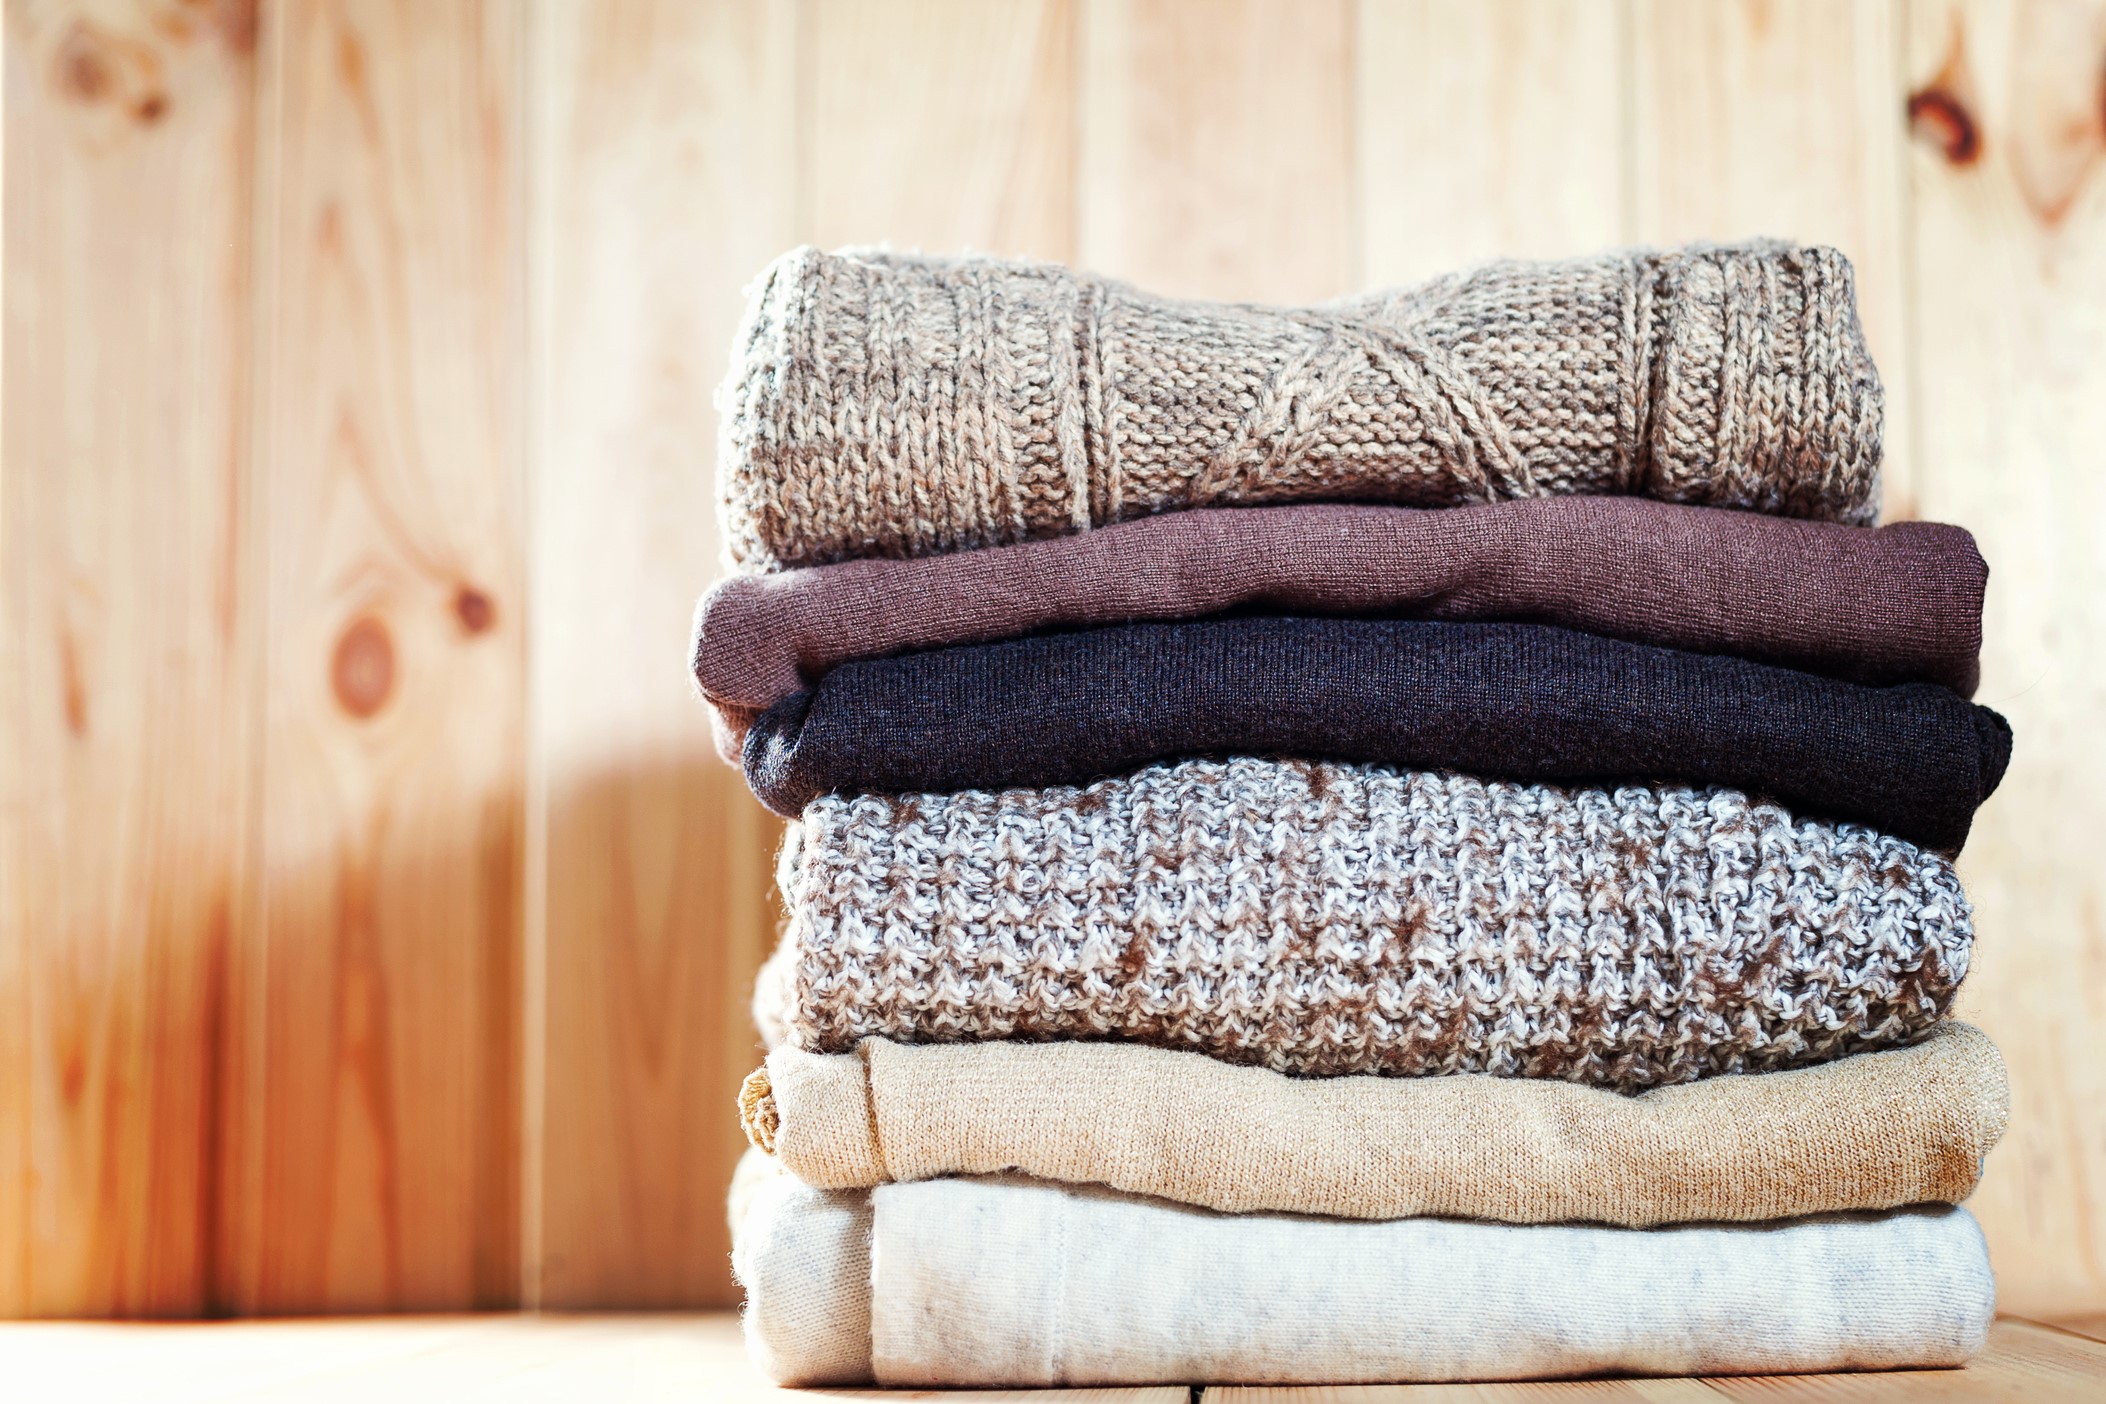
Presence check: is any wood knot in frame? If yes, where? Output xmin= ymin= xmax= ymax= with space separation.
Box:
xmin=213 ymin=0 xmax=260 ymax=56
xmin=59 ymin=630 xmax=89 ymax=738
xmin=54 ymin=21 xmax=114 ymax=102
xmin=331 ymin=615 xmax=395 ymax=719
xmin=453 ymin=585 xmax=495 ymax=635
xmin=338 ymin=28 xmax=365 ymax=91
xmin=49 ymin=17 xmax=173 ymax=123
xmin=1908 ymin=87 xmax=1981 ymax=166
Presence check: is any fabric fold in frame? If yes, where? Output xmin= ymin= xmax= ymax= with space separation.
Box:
xmin=744 ymin=615 xmax=2010 ymax=850
xmin=732 ymin=1155 xmax=1996 ymax=1386
xmin=720 ymin=241 xmax=1885 ymax=571
xmin=696 ymin=499 xmax=1986 ymax=758
xmin=731 ymin=1156 xmax=872 ymax=1388
xmin=740 ymin=1023 xmax=2007 ymax=1228
xmin=764 ymin=757 xmax=1975 ymax=1090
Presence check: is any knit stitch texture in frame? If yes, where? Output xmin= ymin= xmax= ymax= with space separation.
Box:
xmin=734 ymin=1157 xmax=1996 ymax=1386
xmin=745 ymin=616 xmax=2011 ymax=851
xmin=696 ymin=498 xmax=1987 ymax=758
xmin=740 ymin=1023 xmax=2007 ymax=1227
xmin=758 ymin=758 xmax=1974 ymax=1089
xmin=719 ymin=241 xmax=1884 ymax=571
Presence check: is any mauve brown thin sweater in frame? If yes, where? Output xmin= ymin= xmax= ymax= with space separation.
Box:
xmin=744 ymin=616 xmax=2010 ymax=851
xmin=695 ymin=498 xmax=1985 ymax=757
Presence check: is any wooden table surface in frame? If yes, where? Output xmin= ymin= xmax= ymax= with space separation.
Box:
xmin=3 ymin=1313 xmax=2102 ymax=1402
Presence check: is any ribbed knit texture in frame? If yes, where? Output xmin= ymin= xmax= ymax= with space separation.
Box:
xmin=719 ymin=241 xmax=1884 ymax=571
xmin=745 ymin=616 xmax=2011 ymax=850
xmin=760 ymin=758 xmax=1974 ymax=1089
xmin=696 ymin=499 xmax=1987 ymax=758
xmin=743 ymin=1024 xmax=2006 ymax=1227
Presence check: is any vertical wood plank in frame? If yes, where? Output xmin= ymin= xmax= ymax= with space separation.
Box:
xmin=1629 ymin=0 xmax=1916 ymax=516
xmin=235 ymin=0 xmax=525 ymax=1312
xmin=1905 ymin=0 xmax=2106 ymax=1320
xmin=0 ymin=0 xmax=13 ymax=1301
xmin=2 ymin=2 xmax=18 ymax=1315
xmin=1 ymin=0 xmax=258 ymax=1316
xmin=529 ymin=0 xmax=797 ymax=1308
xmin=1355 ymin=0 xmax=1626 ymax=287
xmin=809 ymin=0 xmax=1075 ymax=260
xmin=1081 ymin=0 xmax=1355 ymax=301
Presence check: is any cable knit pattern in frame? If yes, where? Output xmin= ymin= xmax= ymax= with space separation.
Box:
xmin=720 ymin=241 xmax=1884 ymax=571
xmin=760 ymin=758 xmax=1973 ymax=1090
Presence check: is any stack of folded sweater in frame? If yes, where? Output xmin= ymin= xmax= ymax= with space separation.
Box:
xmin=696 ymin=241 xmax=2014 ymax=1386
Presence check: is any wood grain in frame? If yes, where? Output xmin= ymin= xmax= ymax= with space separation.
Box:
xmin=1356 ymin=0 xmax=1626 ymax=287
xmin=0 ymin=1312 xmax=1188 ymax=1402
xmin=234 ymin=0 xmax=525 ymax=1312
xmin=808 ymin=0 xmax=1075 ymax=261
xmin=1903 ymin=0 xmax=2106 ymax=1321
xmin=1628 ymin=0 xmax=1916 ymax=515
xmin=1081 ymin=0 xmax=1355 ymax=301
xmin=1204 ymin=1321 xmax=2106 ymax=1401
xmin=1 ymin=0 xmax=258 ymax=1316
xmin=1705 ymin=1320 xmax=2106 ymax=1401
xmin=1212 ymin=1379 xmax=1733 ymax=1401
xmin=26 ymin=1311 xmax=2088 ymax=1403
xmin=527 ymin=0 xmax=795 ymax=1310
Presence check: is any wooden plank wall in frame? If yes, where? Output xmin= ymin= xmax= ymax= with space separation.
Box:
xmin=2 ymin=0 xmax=2102 ymax=1318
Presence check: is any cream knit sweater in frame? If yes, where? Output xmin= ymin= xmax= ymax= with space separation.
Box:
xmin=758 ymin=757 xmax=1973 ymax=1089
xmin=733 ymin=1156 xmax=1996 ymax=1386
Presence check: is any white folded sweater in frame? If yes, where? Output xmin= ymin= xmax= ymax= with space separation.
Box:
xmin=729 ymin=1152 xmax=1995 ymax=1386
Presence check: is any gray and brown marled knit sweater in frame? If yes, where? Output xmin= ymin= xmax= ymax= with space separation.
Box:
xmin=720 ymin=241 xmax=1883 ymax=571
xmin=755 ymin=758 xmax=1972 ymax=1090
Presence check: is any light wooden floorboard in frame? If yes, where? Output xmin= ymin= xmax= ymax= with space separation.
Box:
xmin=1 ymin=1315 xmax=2101 ymax=1401
xmin=1205 ymin=1319 xmax=2106 ymax=1402
xmin=2045 ymin=1314 xmax=2106 ymax=1345
xmin=0 ymin=1313 xmax=1179 ymax=1402
xmin=1213 ymin=1378 xmax=1733 ymax=1401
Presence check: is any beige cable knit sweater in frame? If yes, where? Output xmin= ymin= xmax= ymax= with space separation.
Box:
xmin=719 ymin=241 xmax=1883 ymax=570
